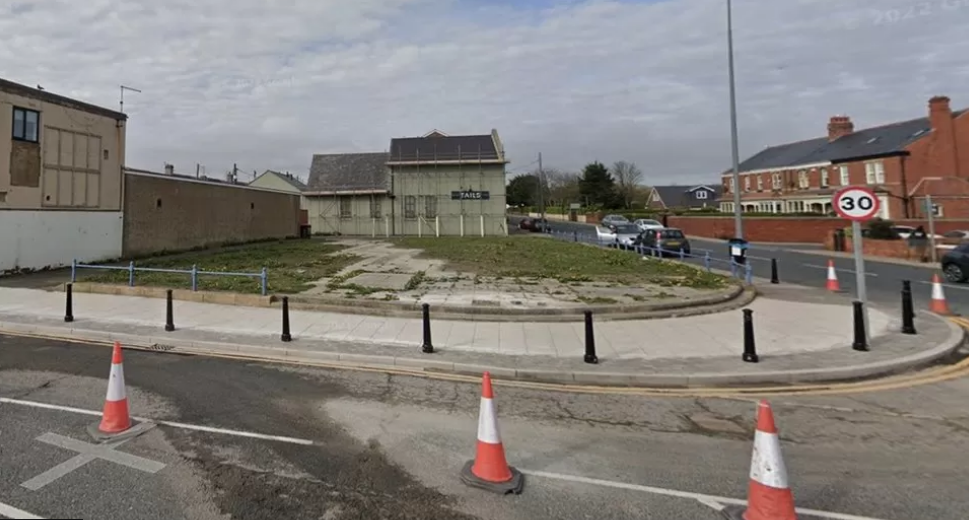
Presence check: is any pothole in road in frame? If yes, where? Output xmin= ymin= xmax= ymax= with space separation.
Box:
xmin=685 ymin=413 xmax=747 ymax=435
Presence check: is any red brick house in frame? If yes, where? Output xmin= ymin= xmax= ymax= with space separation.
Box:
xmin=718 ymin=96 xmax=969 ymax=219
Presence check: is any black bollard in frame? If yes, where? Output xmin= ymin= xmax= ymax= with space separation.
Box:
xmin=742 ymin=308 xmax=759 ymax=362
xmin=770 ymin=258 xmax=780 ymax=284
xmin=583 ymin=310 xmax=598 ymax=364
xmin=421 ymin=303 xmax=434 ymax=353
xmin=901 ymin=280 xmax=916 ymax=335
xmin=852 ymin=300 xmax=868 ymax=351
xmin=280 ymin=296 xmax=292 ymax=342
xmin=64 ymin=283 xmax=74 ymax=323
xmin=164 ymin=289 xmax=175 ymax=331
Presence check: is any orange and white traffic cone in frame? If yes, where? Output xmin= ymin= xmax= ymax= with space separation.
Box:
xmin=98 ymin=342 xmax=131 ymax=434
xmin=825 ymin=260 xmax=840 ymax=292
xmin=460 ymin=372 xmax=524 ymax=494
xmin=930 ymin=273 xmax=951 ymax=315
xmin=723 ymin=400 xmax=797 ymax=520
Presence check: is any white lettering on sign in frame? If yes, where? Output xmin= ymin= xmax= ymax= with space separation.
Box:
xmin=833 ymin=187 xmax=880 ymax=221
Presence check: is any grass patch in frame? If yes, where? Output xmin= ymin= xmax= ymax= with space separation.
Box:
xmin=85 ymin=239 xmax=359 ymax=294
xmin=391 ymin=237 xmax=728 ymax=289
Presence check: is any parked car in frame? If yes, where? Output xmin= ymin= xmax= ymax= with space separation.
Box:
xmin=518 ymin=218 xmax=551 ymax=233
xmin=633 ymin=218 xmax=664 ymax=232
xmin=892 ymin=225 xmax=917 ymax=239
xmin=600 ymin=214 xmax=630 ymax=229
xmin=943 ymin=230 xmax=969 ymax=240
xmin=636 ymin=227 xmax=691 ymax=256
xmin=596 ymin=223 xmax=640 ymax=249
xmin=941 ymin=243 xmax=969 ymax=283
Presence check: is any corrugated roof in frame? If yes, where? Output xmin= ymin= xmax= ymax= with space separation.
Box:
xmin=389 ymin=133 xmax=499 ymax=162
xmin=307 ymin=152 xmax=389 ymax=192
xmin=728 ymin=111 xmax=965 ymax=173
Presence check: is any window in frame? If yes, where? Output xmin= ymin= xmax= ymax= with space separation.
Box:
xmin=423 ymin=196 xmax=438 ymax=218
xmin=369 ymin=197 xmax=382 ymax=219
xmin=839 ymin=165 xmax=849 ymax=185
xmin=798 ymin=170 xmax=808 ymax=189
xmin=743 ymin=176 xmax=750 ymax=191
xmin=771 ymin=173 xmax=782 ymax=189
xmin=12 ymin=107 xmax=39 ymax=142
xmin=756 ymin=175 xmax=763 ymax=191
xmin=865 ymin=161 xmax=884 ymax=184
xmin=695 ymin=190 xmax=708 ymax=200
xmin=726 ymin=178 xmax=734 ymax=193
xmin=820 ymin=168 xmax=829 ymax=187
xmin=339 ymin=196 xmax=352 ymax=219
xmin=404 ymin=195 xmax=417 ymax=219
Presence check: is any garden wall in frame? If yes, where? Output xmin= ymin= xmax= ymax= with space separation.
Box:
xmin=666 ymin=216 xmax=969 ymax=243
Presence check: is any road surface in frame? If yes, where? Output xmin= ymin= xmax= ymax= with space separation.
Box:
xmin=2 ymin=334 xmax=969 ymax=519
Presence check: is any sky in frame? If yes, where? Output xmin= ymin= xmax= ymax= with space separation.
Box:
xmin=2 ymin=0 xmax=968 ymax=185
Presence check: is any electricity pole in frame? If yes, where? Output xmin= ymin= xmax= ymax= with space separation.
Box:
xmin=537 ymin=152 xmax=546 ymax=220
xmin=726 ymin=0 xmax=743 ymax=239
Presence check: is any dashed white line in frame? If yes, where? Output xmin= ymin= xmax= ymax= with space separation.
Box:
xmin=917 ymin=280 xmax=969 ymax=291
xmin=0 ymin=502 xmax=44 ymax=519
xmin=804 ymin=264 xmax=879 ymax=277
xmin=0 ymin=397 xmax=314 ymax=446
xmin=520 ymin=469 xmax=890 ymax=520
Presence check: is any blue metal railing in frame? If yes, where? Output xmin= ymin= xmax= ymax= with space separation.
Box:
xmin=71 ymin=259 xmax=269 ymax=295
xmin=546 ymin=229 xmax=754 ymax=285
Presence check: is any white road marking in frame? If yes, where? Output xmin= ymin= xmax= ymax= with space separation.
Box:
xmin=0 ymin=502 xmax=44 ymax=519
xmin=21 ymin=432 xmax=166 ymax=491
xmin=0 ymin=397 xmax=315 ymax=446
xmin=804 ymin=264 xmax=879 ymax=277
xmin=917 ymin=280 xmax=969 ymax=291
xmin=520 ymin=469 xmax=890 ymax=520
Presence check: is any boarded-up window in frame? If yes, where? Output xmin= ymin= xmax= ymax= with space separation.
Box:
xmin=10 ymin=140 xmax=41 ymax=187
xmin=41 ymin=127 xmax=102 ymax=207
xmin=339 ymin=196 xmax=352 ymax=219
xmin=423 ymin=196 xmax=437 ymax=218
xmin=369 ymin=197 xmax=382 ymax=219
xmin=404 ymin=195 xmax=416 ymax=219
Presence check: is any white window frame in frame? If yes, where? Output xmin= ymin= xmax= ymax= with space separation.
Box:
xmin=756 ymin=175 xmax=763 ymax=191
xmin=339 ymin=196 xmax=352 ymax=219
xmin=422 ymin=195 xmax=438 ymax=218
xmin=797 ymin=170 xmax=808 ymax=189
xmin=865 ymin=161 xmax=885 ymax=184
xmin=839 ymin=165 xmax=849 ymax=185
xmin=771 ymin=173 xmax=781 ymax=189
xmin=696 ymin=190 xmax=708 ymax=200
xmin=820 ymin=168 xmax=829 ymax=187
xmin=403 ymin=195 xmax=417 ymax=219
xmin=744 ymin=176 xmax=750 ymax=191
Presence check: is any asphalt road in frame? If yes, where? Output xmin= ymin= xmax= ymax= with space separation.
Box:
xmin=3 ymin=334 xmax=969 ymax=519
xmin=511 ymin=216 xmax=968 ymax=315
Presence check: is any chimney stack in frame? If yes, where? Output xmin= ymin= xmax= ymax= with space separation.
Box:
xmin=929 ymin=95 xmax=958 ymax=175
xmin=827 ymin=115 xmax=854 ymax=141
xmin=164 ymin=163 xmax=174 ymax=175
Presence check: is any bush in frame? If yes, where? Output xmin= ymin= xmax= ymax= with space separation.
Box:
xmin=865 ymin=218 xmax=899 ymax=240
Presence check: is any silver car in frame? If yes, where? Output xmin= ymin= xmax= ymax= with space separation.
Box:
xmin=601 ymin=214 xmax=630 ymax=228
xmin=597 ymin=223 xmax=640 ymax=250
xmin=633 ymin=218 xmax=664 ymax=232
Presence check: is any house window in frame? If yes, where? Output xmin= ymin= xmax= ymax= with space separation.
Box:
xmin=798 ymin=170 xmax=808 ymax=189
xmin=820 ymin=168 xmax=829 ymax=187
xmin=404 ymin=195 xmax=417 ymax=219
xmin=839 ymin=165 xmax=849 ymax=185
xmin=339 ymin=196 xmax=352 ymax=219
xmin=696 ymin=190 xmax=708 ymax=200
xmin=12 ymin=107 xmax=39 ymax=143
xmin=865 ymin=161 xmax=884 ymax=184
xmin=743 ymin=176 xmax=750 ymax=191
xmin=756 ymin=175 xmax=763 ymax=191
xmin=726 ymin=178 xmax=734 ymax=193
xmin=423 ymin=196 xmax=438 ymax=218
xmin=771 ymin=173 xmax=781 ymax=189
xmin=369 ymin=197 xmax=382 ymax=219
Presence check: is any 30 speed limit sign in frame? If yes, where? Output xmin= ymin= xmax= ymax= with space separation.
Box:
xmin=833 ymin=186 xmax=880 ymax=221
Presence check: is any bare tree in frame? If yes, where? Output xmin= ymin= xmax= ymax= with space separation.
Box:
xmin=542 ymin=169 xmax=581 ymax=209
xmin=612 ymin=161 xmax=643 ymax=209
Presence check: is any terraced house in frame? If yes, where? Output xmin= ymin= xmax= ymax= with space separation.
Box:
xmin=719 ymin=96 xmax=969 ymax=219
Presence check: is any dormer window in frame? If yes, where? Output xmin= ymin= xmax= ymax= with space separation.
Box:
xmin=696 ymin=190 xmax=708 ymax=200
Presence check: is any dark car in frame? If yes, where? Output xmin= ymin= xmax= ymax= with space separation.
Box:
xmin=941 ymin=243 xmax=969 ymax=282
xmin=636 ymin=227 xmax=691 ymax=256
xmin=518 ymin=217 xmax=551 ymax=233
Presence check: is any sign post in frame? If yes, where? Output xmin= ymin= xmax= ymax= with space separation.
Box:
xmin=832 ymin=186 xmax=881 ymax=345
xmin=926 ymin=195 xmax=938 ymax=263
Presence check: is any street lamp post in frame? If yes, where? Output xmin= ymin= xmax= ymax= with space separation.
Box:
xmin=727 ymin=0 xmax=743 ymax=239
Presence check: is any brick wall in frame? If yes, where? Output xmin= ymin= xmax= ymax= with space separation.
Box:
xmin=668 ymin=216 xmax=969 ymax=243
xmin=821 ymin=233 xmax=945 ymax=262
xmin=123 ymin=172 xmax=301 ymax=257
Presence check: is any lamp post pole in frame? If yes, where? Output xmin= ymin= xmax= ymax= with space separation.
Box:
xmin=727 ymin=0 xmax=743 ymax=239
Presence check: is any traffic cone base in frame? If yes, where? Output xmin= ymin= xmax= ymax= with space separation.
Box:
xmin=460 ymin=372 xmax=524 ymax=495
xmin=825 ymin=260 xmax=840 ymax=292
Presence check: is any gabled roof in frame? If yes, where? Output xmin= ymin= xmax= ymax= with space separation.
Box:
xmin=388 ymin=131 xmax=503 ymax=163
xmin=728 ymin=110 xmax=966 ymax=174
xmin=307 ymin=152 xmax=389 ymax=192
xmin=252 ymin=170 xmax=307 ymax=191
xmin=650 ymin=185 xmax=722 ymax=208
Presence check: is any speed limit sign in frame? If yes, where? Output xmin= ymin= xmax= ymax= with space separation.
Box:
xmin=833 ymin=186 xmax=880 ymax=221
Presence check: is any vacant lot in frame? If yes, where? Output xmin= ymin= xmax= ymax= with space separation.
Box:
xmin=392 ymin=236 xmax=727 ymax=289
xmin=84 ymin=239 xmax=359 ymax=294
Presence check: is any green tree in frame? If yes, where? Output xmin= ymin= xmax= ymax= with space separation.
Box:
xmin=506 ymin=174 xmax=541 ymax=207
xmin=578 ymin=161 xmax=619 ymax=207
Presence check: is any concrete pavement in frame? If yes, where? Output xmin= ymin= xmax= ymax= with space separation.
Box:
xmin=4 ymin=334 xmax=969 ymax=519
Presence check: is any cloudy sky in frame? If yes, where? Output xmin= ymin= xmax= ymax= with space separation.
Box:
xmin=3 ymin=0 xmax=968 ymax=184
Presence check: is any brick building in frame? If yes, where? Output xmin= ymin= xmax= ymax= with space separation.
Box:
xmin=719 ymin=96 xmax=969 ymax=219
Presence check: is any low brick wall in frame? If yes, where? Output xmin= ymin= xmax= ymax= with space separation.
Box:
xmin=665 ymin=216 xmax=969 ymax=243
xmin=821 ymin=234 xmax=951 ymax=262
